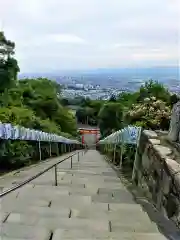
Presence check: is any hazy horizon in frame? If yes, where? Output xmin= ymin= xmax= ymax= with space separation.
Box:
xmin=19 ymin=65 xmax=180 ymax=75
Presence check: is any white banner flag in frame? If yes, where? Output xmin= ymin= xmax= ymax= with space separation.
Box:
xmin=4 ymin=123 xmax=13 ymax=139
xmin=0 ymin=123 xmax=4 ymax=138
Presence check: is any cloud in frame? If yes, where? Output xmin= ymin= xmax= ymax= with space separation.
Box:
xmin=132 ymin=52 xmax=170 ymax=61
xmin=49 ymin=34 xmax=86 ymax=44
xmin=1 ymin=0 xmax=179 ymax=72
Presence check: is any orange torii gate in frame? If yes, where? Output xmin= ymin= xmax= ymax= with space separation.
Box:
xmin=78 ymin=128 xmax=100 ymax=144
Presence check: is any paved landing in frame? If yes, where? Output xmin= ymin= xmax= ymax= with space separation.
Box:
xmin=0 ymin=150 xmax=167 ymax=239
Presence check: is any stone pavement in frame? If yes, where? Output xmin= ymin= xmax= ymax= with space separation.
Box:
xmin=0 ymin=150 xmax=168 ymax=239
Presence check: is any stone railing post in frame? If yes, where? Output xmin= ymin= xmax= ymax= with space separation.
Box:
xmin=168 ymin=101 xmax=180 ymax=142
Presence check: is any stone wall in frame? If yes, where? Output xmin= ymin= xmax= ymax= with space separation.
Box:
xmin=132 ymin=130 xmax=180 ymax=227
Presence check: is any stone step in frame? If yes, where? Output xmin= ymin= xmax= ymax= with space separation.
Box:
xmin=52 ymin=229 xmax=167 ymax=239
xmin=97 ymin=187 xmax=131 ymax=195
xmin=69 ymin=186 xmax=98 ymax=195
xmin=6 ymin=206 xmax=70 ymax=218
xmin=2 ymin=199 xmax=50 ymax=212
xmin=17 ymin=188 xmax=69 ymax=199
xmin=0 ymin=223 xmax=51 ymax=239
xmin=3 ymin=196 xmax=92 ymax=212
xmin=4 ymin=216 xmax=110 ymax=232
xmin=71 ymin=208 xmax=151 ymax=222
xmin=91 ymin=191 xmax=135 ymax=204
xmin=5 ymin=210 xmax=159 ymax=234
xmin=58 ymin=182 xmax=86 ymax=188
xmin=110 ymin=219 xmax=159 ymax=233
xmin=3 ymin=193 xmax=68 ymax=202
xmin=32 ymin=184 xmax=93 ymax=194
xmin=50 ymin=196 xmax=92 ymax=208
xmin=109 ymin=203 xmax=143 ymax=211
xmin=31 ymin=185 xmax=70 ymax=191
xmin=58 ymin=169 xmax=100 ymax=175
xmin=85 ymin=182 xmax=130 ymax=190
xmin=62 ymin=175 xmax=116 ymax=183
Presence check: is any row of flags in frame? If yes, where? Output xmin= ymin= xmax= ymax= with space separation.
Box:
xmin=0 ymin=122 xmax=80 ymax=144
xmin=99 ymin=126 xmax=141 ymax=145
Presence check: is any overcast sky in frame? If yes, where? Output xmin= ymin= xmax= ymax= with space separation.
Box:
xmin=1 ymin=0 xmax=179 ymax=72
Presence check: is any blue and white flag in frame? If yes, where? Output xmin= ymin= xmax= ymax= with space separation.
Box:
xmin=20 ymin=127 xmax=27 ymax=140
xmin=39 ymin=131 xmax=43 ymax=141
xmin=35 ymin=130 xmax=41 ymax=141
xmin=41 ymin=132 xmax=45 ymax=141
xmin=122 ymin=126 xmax=141 ymax=145
xmin=25 ymin=128 xmax=31 ymax=141
xmin=58 ymin=136 xmax=63 ymax=143
xmin=0 ymin=123 xmax=5 ymax=138
xmin=48 ymin=134 xmax=51 ymax=142
xmin=52 ymin=134 xmax=55 ymax=142
xmin=31 ymin=129 xmax=36 ymax=141
xmin=4 ymin=123 xmax=13 ymax=139
xmin=11 ymin=126 xmax=19 ymax=140
xmin=98 ymin=126 xmax=141 ymax=145
xmin=28 ymin=129 xmax=33 ymax=141
xmin=46 ymin=133 xmax=50 ymax=141
xmin=47 ymin=133 xmax=50 ymax=141
xmin=15 ymin=126 xmax=21 ymax=139
xmin=44 ymin=132 xmax=48 ymax=141
xmin=0 ymin=122 xmax=80 ymax=144
xmin=33 ymin=130 xmax=37 ymax=141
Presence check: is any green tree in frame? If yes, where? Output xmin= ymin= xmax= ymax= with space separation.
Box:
xmin=118 ymin=92 xmax=139 ymax=108
xmin=138 ymin=80 xmax=170 ymax=102
xmin=0 ymin=31 xmax=19 ymax=93
xmin=98 ymin=102 xmax=123 ymax=137
xmin=53 ymin=108 xmax=77 ymax=136
xmin=169 ymin=94 xmax=179 ymax=107
xmin=17 ymin=78 xmax=77 ymax=136
xmin=76 ymin=100 xmax=104 ymax=126
xmin=109 ymin=94 xmax=116 ymax=102
xmin=61 ymin=98 xmax=69 ymax=106
xmin=79 ymin=97 xmax=91 ymax=107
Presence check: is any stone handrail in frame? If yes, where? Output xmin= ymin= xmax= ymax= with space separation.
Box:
xmin=133 ymin=129 xmax=180 ymax=226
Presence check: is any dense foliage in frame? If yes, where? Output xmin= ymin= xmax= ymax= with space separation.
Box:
xmin=126 ymin=97 xmax=171 ymax=130
xmin=98 ymin=102 xmax=123 ymax=137
xmin=76 ymin=99 xmax=104 ymax=126
xmin=0 ymin=32 xmax=78 ymax=171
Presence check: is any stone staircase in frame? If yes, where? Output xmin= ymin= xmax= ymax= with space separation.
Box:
xmin=0 ymin=150 xmax=169 ymax=239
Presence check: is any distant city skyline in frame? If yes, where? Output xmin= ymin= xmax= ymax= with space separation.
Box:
xmin=1 ymin=0 xmax=179 ymax=72
xmin=19 ymin=66 xmax=180 ymax=99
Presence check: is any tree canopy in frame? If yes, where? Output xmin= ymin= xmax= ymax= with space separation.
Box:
xmin=98 ymin=102 xmax=123 ymax=137
xmin=0 ymin=31 xmax=19 ymax=93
